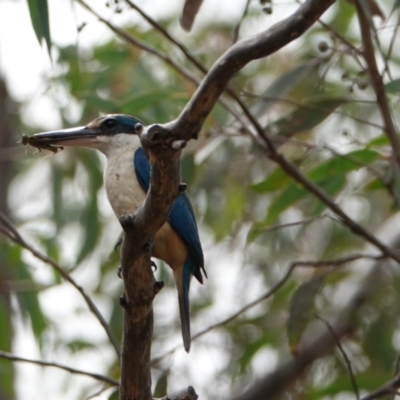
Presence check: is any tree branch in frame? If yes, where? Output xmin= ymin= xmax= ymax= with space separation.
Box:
xmin=360 ymin=373 xmax=400 ymax=400
xmin=0 ymin=350 xmax=119 ymax=386
xmin=152 ymin=253 xmax=383 ymax=365
xmin=356 ymin=0 xmax=400 ymax=166
xmin=77 ymin=0 xmax=249 ymax=130
xmin=118 ymin=125 xmax=182 ymax=400
xmin=316 ymin=316 xmax=360 ymax=400
xmin=169 ymin=0 xmax=336 ymax=138
xmin=145 ymin=0 xmax=400 ymax=266
xmin=0 ymin=211 xmax=121 ymax=358
xmin=231 ymin=258 xmax=385 ymax=400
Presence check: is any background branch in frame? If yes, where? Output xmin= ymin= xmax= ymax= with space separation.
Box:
xmin=0 ymin=211 xmax=121 ymax=358
xmin=356 ymin=0 xmax=400 ymax=165
xmin=152 ymin=253 xmax=383 ymax=365
xmin=0 ymin=351 xmax=119 ymax=386
xmin=231 ymin=258 xmax=384 ymax=400
xmin=169 ymin=0 xmax=336 ymax=138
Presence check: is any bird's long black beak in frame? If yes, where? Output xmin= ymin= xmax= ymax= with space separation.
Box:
xmin=24 ymin=126 xmax=103 ymax=153
xmin=30 ymin=126 xmax=101 ymax=148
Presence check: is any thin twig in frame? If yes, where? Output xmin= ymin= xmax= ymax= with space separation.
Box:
xmin=356 ymin=1 xmax=400 ymax=167
xmin=125 ymin=0 xmax=206 ymax=74
xmin=228 ymin=87 xmax=400 ymax=263
xmin=152 ymin=260 xmax=297 ymax=365
xmin=252 ymin=215 xmax=323 ymax=234
xmin=231 ymin=252 xmax=385 ymax=400
xmin=384 ymin=12 xmax=400 ymax=79
xmin=106 ymin=0 xmax=279 ymax=142
xmin=387 ymin=354 xmax=400 ymax=400
xmin=263 ymin=141 xmax=400 ymax=263
xmin=361 ymin=373 xmax=400 ymax=400
xmin=86 ymin=386 xmax=115 ymax=400
xmin=77 ymin=0 xmax=249 ymax=130
xmin=0 ymin=350 xmax=119 ymax=386
xmin=0 ymin=211 xmax=121 ymax=358
xmin=317 ymin=315 xmax=360 ymax=400
xmin=77 ymin=0 xmax=200 ymax=85
xmin=232 ymin=85 xmax=400 ymax=264
xmin=152 ymin=252 xmax=383 ymax=364
xmin=232 ymin=0 xmax=251 ymax=44
xmin=319 ymin=19 xmax=363 ymax=56
xmin=241 ymin=91 xmax=385 ymax=130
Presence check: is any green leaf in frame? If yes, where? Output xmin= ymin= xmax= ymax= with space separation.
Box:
xmin=108 ymin=389 xmax=119 ymax=400
xmin=251 ymin=61 xmax=321 ymax=118
xmin=251 ymin=167 xmax=291 ymax=193
xmin=27 ymin=0 xmax=51 ymax=56
xmin=265 ymin=98 xmax=347 ymax=137
xmin=367 ymin=135 xmax=390 ymax=147
xmin=364 ymin=313 xmax=396 ymax=370
xmin=75 ymin=197 xmax=102 ymax=264
xmin=390 ymin=163 xmax=400 ymax=205
xmin=287 ymin=274 xmax=325 ymax=351
xmin=238 ymin=334 xmax=271 ymax=373
xmin=385 ymin=78 xmax=400 ymax=94
xmin=65 ymin=340 xmax=95 ymax=352
xmin=263 ymin=149 xmax=379 ymax=224
xmin=365 ymin=178 xmax=385 ymax=191
xmin=52 ymin=164 xmax=64 ymax=231
xmin=80 ymin=94 xmax=117 ymax=113
xmin=265 ymin=182 xmax=307 ymax=225
xmin=329 ymin=0 xmax=356 ymax=33
xmin=120 ymin=89 xmax=172 ymax=115
xmin=181 ymin=154 xmax=196 ymax=185
xmin=311 ymin=175 xmax=346 ymax=215
xmin=308 ymin=149 xmax=380 ymax=181
xmin=153 ymin=373 xmax=168 ymax=398
xmin=0 ymin=297 xmax=14 ymax=398
xmin=15 ymin=263 xmax=47 ymax=341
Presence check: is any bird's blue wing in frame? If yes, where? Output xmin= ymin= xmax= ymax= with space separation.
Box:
xmin=168 ymin=193 xmax=204 ymax=273
xmin=133 ymin=147 xmax=151 ymax=192
xmin=133 ymin=147 xmax=205 ymax=279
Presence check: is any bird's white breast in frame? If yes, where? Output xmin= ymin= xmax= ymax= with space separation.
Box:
xmin=99 ymin=134 xmax=145 ymax=218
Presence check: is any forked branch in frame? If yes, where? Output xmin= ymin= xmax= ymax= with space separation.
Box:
xmin=119 ymin=2 xmax=337 ymax=399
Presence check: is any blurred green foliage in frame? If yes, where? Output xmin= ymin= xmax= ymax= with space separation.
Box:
xmin=2 ymin=0 xmax=400 ymax=399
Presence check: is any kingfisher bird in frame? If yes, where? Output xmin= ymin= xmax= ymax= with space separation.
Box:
xmin=32 ymin=114 xmax=205 ymax=352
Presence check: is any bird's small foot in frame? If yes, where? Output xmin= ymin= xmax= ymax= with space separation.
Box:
xmin=114 ymin=236 xmax=123 ymax=253
xmin=143 ymin=242 xmax=152 ymax=252
xmin=119 ymin=295 xmax=127 ymax=308
xmin=117 ymin=266 xmax=122 ymax=279
xmin=179 ymin=182 xmax=187 ymax=193
xmin=151 ymin=260 xmax=157 ymax=271
xmin=119 ymin=214 xmax=134 ymax=230
xmin=153 ymin=280 xmax=164 ymax=295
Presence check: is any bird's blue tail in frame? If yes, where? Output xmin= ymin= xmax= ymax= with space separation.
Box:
xmin=175 ymin=257 xmax=196 ymax=352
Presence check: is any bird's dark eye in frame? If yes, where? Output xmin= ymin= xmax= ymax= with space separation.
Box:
xmin=103 ymin=118 xmax=117 ymax=130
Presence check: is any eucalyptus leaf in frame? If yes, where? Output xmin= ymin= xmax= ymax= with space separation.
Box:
xmin=287 ymin=274 xmax=325 ymax=351
xmin=265 ymin=98 xmax=347 ymax=137
xmin=251 ymin=61 xmax=322 ymax=118
xmin=385 ymin=78 xmax=400 ymax=94
xmin=27 ymin=0 xmax=51 ymax=56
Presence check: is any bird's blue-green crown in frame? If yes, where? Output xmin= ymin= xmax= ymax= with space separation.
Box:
xmin=89 ymin=114 xmax=145 ymax=135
